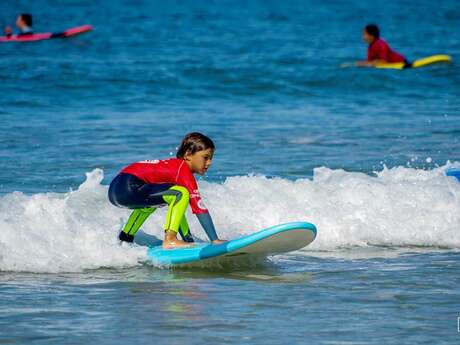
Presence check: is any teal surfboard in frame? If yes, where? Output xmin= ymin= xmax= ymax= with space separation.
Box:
xmin=146 ymin=221 xmax=317 ymax=266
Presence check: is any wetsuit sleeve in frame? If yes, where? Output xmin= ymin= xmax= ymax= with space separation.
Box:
xmin=176 ymin=163 xmax=209 ymax=214
xmin=196 ymin=213 xmax=218 ymax=241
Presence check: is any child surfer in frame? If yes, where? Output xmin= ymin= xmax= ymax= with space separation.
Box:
xmin=356 ymin=24 xmax=411 ymax=68
xmin=4 ymin=14 xmax=33 ymax=37
xmin=108 ymin=132 xmax=226 ymax=249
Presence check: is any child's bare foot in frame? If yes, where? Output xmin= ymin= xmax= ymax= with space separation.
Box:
xmin=163 ymin=230 xmax=194 ymax=249
xmin=212 ymin=239 xmax=227 ymax=245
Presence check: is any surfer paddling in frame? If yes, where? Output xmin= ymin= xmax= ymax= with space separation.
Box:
xmin=4 ymin=14 xmax=33 ymax=37
xmin=109 ymin=132 xmax=226 ymax=249
xmin=356 ymin=24 xmax=411 ymax=68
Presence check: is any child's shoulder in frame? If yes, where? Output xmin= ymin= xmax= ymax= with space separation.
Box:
xmin=137 ymin=158 xmax=181 ymax=165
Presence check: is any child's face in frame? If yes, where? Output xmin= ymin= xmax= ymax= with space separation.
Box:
xmin=16 ymin=16 xmax=25 ymax=28
xmin=184 ymin=148 xmax=214 ymax=175
xmin=362 ymin=29 xmax=375 ymax=44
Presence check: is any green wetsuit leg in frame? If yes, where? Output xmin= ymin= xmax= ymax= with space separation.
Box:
xmin=120 ymin=185 xmax=192 ymax=242
xmin=122 ymin=207 xmax=156 ymax=236
xmin=162 ymin=186 xmax=189 ymax=234
xmin=178 ymin=216 xmax=194 ymax=242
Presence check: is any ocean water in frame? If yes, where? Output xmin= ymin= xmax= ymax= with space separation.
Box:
xmin=1 ymin=0 xmax=460 ymax=344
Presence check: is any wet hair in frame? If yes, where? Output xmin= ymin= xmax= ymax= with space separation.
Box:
xmin=20 ymin=13 xmax=33 ymax=27
xmin=176 ymin=132 xmax=215 ymax=159
xmin=365 ymin=24 xmax=379 ymax=39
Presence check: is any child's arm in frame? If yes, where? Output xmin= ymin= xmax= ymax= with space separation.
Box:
xmin=355 ymin=60 xmax=374 ymax=66
xmin=355 ymin=59 xmax=387 ymax=67
xmin=196 ymin=213 xmax=218 ymax=241
xmin=176 ymin=163 xmax=225 ymax=243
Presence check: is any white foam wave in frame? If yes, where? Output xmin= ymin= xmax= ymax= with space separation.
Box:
xmin=0 ymin=170 xmax=146 ymax=273
xmin=1 ymin=164 xmax=459 ymax=273
xmin=205 ymin=164 xmax=460 ymax=250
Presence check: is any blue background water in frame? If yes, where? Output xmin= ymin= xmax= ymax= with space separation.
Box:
xmin=1 ymin=0 xmax=460 ymax=344
xmin=1 ymin=0 xmax=459 ymax=193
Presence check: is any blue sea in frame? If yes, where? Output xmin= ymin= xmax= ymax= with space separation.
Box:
xmin=1 ymin=0 xmax=460 ymax=344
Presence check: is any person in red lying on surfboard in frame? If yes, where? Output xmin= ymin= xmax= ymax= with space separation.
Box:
xmin=4 ymin=14 xmax=33 ymax=37
xmin=109 ymin=132 xmax=227 ymax=249
xmin=356 ymin=24 xmax=412 ymax=68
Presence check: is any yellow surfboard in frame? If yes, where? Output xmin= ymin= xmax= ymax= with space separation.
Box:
xmin=374 ymin=54 xmax=452 ymax=69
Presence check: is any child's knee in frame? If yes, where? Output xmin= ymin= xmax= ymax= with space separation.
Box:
xmin=170 ymin=186 xmax=189 ymax=203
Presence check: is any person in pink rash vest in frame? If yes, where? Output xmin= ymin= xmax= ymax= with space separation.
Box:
xmin=356 ymin=24 xmax=411 ymax=68
xmin=109 ymin=132 xmax=226 ymax=249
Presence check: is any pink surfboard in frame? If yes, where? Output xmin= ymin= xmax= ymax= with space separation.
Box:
xmin=0 ymin=25 xmax=92 ymax=42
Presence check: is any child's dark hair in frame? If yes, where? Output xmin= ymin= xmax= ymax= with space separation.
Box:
xmin=365 ymin=24 xmax=379 ymax=39
xmin=20 ymin=14 xmax=33 ymax=27
xmin=176 ymin=132 xmax=215 ymax=158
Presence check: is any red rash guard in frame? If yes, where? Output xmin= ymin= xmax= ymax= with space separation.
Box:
xmin=368 ymin=38 xmax=405 ymax=63
xmin=120 ymin=158 xmax=208 ymax=214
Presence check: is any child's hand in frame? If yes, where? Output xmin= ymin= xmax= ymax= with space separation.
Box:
xmin=339 ymin=62 xmax=354 ymax=68
xmin=4 ymin=26 xmax=12 ymax=35
xmin=355 ymin=60 xmax=372 ymax=67
xmin=212 ymin=239 xmax=227 ymax=245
